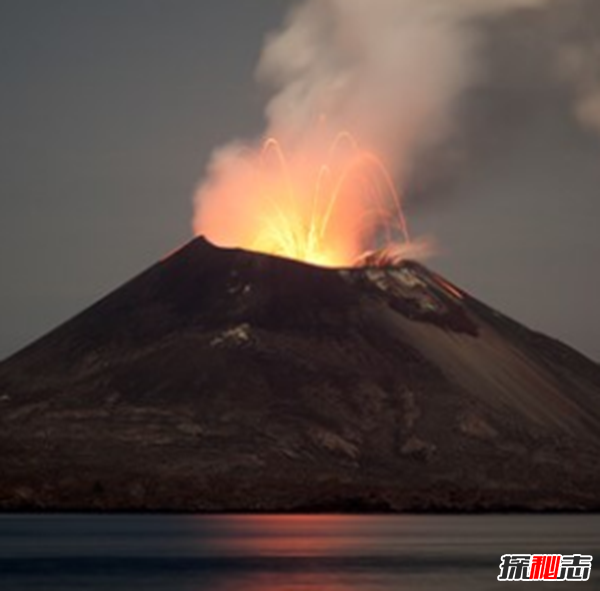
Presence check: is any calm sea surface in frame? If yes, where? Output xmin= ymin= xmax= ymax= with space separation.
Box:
xmin=0 ymin=514 xmax=598 ymax=590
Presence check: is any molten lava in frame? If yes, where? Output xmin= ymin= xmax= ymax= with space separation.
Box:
xmin=194 ymin=132 xmax=428 ymax=268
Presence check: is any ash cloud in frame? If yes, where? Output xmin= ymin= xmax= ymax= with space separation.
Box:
xmin=194 ymin=0 xmax=600 ymax=242
xmin=555 ymin=2 xmax=600 ymax=135
xmin=255 ymin=0 xmax=554 ymax=171
xmin=194 ymin=0 xmax=557 ymax=232
xmin=411 ymin=0 xmax=600 ymax=206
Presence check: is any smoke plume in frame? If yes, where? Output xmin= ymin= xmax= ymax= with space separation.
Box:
xmin=557 ymin=20 xmax=600 ymax=135
xmin=193 ymin=0 xmax=556 ymax=250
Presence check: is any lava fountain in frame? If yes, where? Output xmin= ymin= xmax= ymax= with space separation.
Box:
xmin=193 ymin=132 xmax=431 ymax=268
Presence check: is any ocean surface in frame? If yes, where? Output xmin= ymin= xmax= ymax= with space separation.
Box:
xmin=0 ymin=514 xmax=598 ymax=590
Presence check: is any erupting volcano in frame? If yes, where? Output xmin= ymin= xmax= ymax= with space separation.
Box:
xmin=1 ymin=0 xmax=599 ymax=514
xmin=194 ymin=133 xmax=429 ymax=268
xmin=0 ymin=237 xmax=599 ymax=511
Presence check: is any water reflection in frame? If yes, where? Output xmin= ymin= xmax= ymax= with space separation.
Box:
xmin=0 ymin=514 xmax=598 ymax=590
xmin=196 ymin=515 xmax=360 ymax=557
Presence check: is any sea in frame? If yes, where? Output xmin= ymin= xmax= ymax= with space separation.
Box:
xmin=0 ymin=514 xmax=598 ymax=590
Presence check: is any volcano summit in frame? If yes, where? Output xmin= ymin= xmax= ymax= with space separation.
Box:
xmin=0 ymin=238 xmax=599 ymax=511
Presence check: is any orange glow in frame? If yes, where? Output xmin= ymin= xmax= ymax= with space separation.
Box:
xmin=194 ymin=132 xmax=430 ymax=268
xmin=433 ymin=274 xmax=464 ymax=300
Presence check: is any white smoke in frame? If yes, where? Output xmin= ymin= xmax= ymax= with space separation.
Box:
xmin=256 ymin=0 xmax=552 ymax=170
xmin=558 ymin=40 xmax=600 ymax=135
xmin=193 ymin=0 xmax=558 ymax=245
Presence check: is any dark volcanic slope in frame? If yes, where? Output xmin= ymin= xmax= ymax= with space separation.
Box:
xmin=0 ymin=237 xmax=599 ymax=511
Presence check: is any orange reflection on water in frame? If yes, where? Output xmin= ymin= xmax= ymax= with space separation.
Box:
xmin=194 ymin=515 xmax=361 ymax=591
xmin=202 ymin=515 xmax=359 ymax=557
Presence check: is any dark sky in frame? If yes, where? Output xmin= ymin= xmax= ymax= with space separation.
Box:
xmin=1 ymin=0 xmax=599 ymax=361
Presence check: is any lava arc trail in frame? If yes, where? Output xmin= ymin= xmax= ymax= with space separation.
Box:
xmin=195 ymin=132 xmax=431 ymax=268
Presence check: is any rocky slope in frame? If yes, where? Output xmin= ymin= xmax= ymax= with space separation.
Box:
xmin=0 ymin=237 xmax=599 ymax=511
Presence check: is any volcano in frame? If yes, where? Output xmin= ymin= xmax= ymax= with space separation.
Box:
xmin=0 ymin=237 xmax=599 ymax=511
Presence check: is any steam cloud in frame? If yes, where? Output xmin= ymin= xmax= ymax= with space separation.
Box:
xmin=255 ymin=0 xmax=551 ymax=167
xmin=193 ymin=0 xmax=599 ymax=246
xmin=559 ymin=37 xmax=600 ymax=135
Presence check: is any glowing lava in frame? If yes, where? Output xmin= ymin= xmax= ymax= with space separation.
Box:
xmin=194 ymin=132 xmax=428 ymax=268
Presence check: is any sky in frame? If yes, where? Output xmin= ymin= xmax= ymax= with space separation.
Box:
xmin=0 ymin=0 xmax=599 ymax=361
